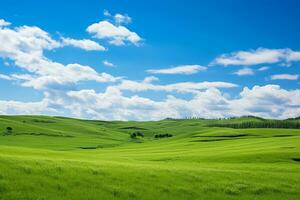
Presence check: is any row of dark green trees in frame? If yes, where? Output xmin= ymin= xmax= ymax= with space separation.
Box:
xmin=154 ymin=133 xmax=173 ymax=138
xmin=130 ymin=131 xmax=173 ymax=139
xmin=130 ymin=131 xmax=144 ymax=139
xmin=207 ymin=121 xmax=300 ymax=129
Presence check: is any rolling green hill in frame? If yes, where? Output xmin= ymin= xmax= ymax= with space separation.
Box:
xmin=0 ymin=115 xmax=299 ymax=200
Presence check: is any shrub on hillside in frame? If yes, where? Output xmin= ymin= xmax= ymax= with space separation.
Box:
xmin=130 ymin=131 xmax=144 ymax=139
xmin=4 ymin=127 xmax=13 ymax=135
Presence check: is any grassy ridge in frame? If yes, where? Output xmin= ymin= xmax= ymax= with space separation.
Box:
xmin=0 ymin=115 xmax=300 ymax=200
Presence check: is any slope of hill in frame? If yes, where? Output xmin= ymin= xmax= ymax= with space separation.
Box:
xmin=0 ymin=115 xmax=300 ymax=200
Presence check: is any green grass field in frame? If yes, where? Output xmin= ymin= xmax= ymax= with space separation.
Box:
xmin=0 ymin=115 xmax=299 ymax=200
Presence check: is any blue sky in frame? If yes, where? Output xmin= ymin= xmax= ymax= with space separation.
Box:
xmin=0 ymin=0 xmax=299 ymax=120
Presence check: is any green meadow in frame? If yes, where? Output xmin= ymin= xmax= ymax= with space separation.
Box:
xmin=0 ymin=115 xmax=299 ymax=200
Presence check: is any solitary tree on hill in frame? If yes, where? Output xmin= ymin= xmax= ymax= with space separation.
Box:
xmin=5 ymin=127 xmax=13 ymax=135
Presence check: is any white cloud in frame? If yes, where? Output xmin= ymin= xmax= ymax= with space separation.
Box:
xmin=147 ymin=65 xmax=207 ymax=75
xmin=63 ymin=87 xmax=232 ymax=120
xmin=0 ymin=19 xmax=11 ymax=27
xmin=0 ymin=22 xmax=118 ymax=90
xmin=286 ymin=50 xmax=300 ymax=62
xmin=73 ymin=84 xmax=299 ymax=120
xmin=0 ymin=25 xmax=60 ymax=58
xmin=103 ymin=10 xmax=111 ymax=17
xmin=116 ymin=79 xmax=238 ymax=93
xmin=0 ymin=74 xmax=13 ymax=80
xmin=62 ymin=37 xmax=105 ymax=51
xmin=103 ymin=10 xmax=131 ymax=24
xmin=0 ymin=99 xmax=55 ymax=115
xmin=86 ymin=20 xmax=142 ymax=46
xmin=230 ymin=85 xmax=300 ymax=119
xmin=1 ymin=83 xmax=299 ymax=120
xmin=18 ymin=64 xmax=118 ymax=90
xmin=258 ymin=66 xmax=269 ymax=71
xmin=212 ymin=48 xmax=300 ymax=66
xmin=103 ymin=60 xmax=114 ymax=67
xmin=114 ymin=13 xmax=132 ymax=24
xmin=270 ymin=74 xmax=299 ymax=81
xmin=143 ymin=76 xmax=159 ymax=83
xmin=233 ymin=68 xmax=254 ymax=76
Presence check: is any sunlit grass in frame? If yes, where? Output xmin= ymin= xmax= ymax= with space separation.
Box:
xmin=0 ymin=115 xmax=299 ymax=200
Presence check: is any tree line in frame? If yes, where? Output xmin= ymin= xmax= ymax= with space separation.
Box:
xmin=207 ymin=121 xmax=300 ymax=129
xmin=154 ymin=133 xmax=173 ymax=138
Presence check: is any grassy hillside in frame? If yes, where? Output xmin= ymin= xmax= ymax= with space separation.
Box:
xmin=0 ymin=115 xmax=300 ymax=200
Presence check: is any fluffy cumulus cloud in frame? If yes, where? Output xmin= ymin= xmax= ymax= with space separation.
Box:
xmin=114 ymin=13 xmax=132 ymax=25
xmin=0 ymin=99 xmax=54 ymax=115
xmin=0 ymin=24 xmax=61 ymax=56
xmin=147 ymin=65 xmax=207 ymax=75
xmin=0 ymin=20 xmax=118 ymax=90
xmin=103 ymin=10 xmax=132 ymax=25
xmin=0 ymin=19 xmax=11 ymax=27
xmin=2 ymin=84 xmax=298 ymax=120
xmin=62 ymin=37 xmax=105 ymax=51
xmin=68 ymin=85 xmax=300 ymax=120
xmin=86 ymin=20 xmax=142 ymax=46
xmin=271 ymin=74 xmax=299 ymax=81
xmin=230 ymin=85 xmax=300 ymax=119
xmin=62 ymin=87 xmax=231 ymax=120
xmin=212 ymin=48 xmax=300 ymax=66
xmin=233 ymin=68 xmax=254 ymax=76
xmin=16 ymin=64 xmax=117 ymax=90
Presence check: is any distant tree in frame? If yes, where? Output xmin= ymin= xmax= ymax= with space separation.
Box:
xmin=5 ymin=127 xmax=13 ymax=135
xmin=130 ymin=132 xmax=137 ymax=139
xmin=130 ymin=131 xmax=144 ymax=139
xmin=135 ymin=131 xmax=144 ymax=137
